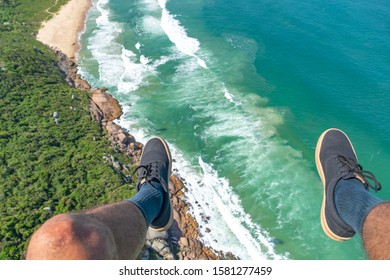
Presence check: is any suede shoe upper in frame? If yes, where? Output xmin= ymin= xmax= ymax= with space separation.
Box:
xmin=135 ymin=137 xmax=173 ymax=231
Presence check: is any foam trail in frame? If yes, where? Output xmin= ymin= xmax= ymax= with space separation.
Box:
xmin=223 ymin=85 xmax=241 ymax=106
xmin=140 ymin=55 xmax=150 ymax=65
xmin=141 ymin=15 xmax=165 ymax=35
xmin=118 ymin=47 xmax=154 ymax=93
xmin=141 ymin=0 xmax=161 ymax=12
xmin=88 ymin=0 xmax=124 ymax=86
xmin=87 ymin=0 xmax=168 ymax=93
xmin=197 ymin=158 xmax=283 ymax=259
xmin=157 ymin=0 xmax=208 ymax=68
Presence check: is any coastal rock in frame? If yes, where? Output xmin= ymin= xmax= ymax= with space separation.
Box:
xmin=146 ymin=228 xmax=169 ymax=240
xmin=148 ymin=238 xmax=176 ymax=260
xmin=102 ymin=120 xmax=141 ymax=162
xmin=171 ymin=195 xmax=179 ymax=206
xmin=152 ymin=239 xmax=167 ymax=252
xmin=74 ymin=75 xmax=91 ymax=90
xmin=134 ymin=142 xmax=143 ymax=150
xmin=91 ymin=89 xmax=123 ymax=121
xmin=112 ymin=159 xmax=122 ymax=171
xmin=54 ymin=50 xmax=91 ymax=90
xmin=117 ymin=132 xmax=128 ymax=144
xmin=89 ymin=100 xmax=104 ymax=123
xmin=169 ymin=175 xmax=186 ymax=195
xmin=197 ymin=253 xmax=209 ymax=260
xmin=105 ymin=121 xmax=122 ymax=134
xmin=179 ymin=237 xmax=189 ymax=247
xmin=168 ymin=175 xmax=220 ymax=260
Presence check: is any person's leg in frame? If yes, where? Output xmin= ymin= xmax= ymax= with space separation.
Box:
xmin=26 ymin=137 xmax=173 ymax=260
xmin=315 ymin=128 xmax=390 ymax=259
xmin=26 ymin=202 xmax=147 ymax=259
xmin=362 ymin=203 xmax=390 ymax=259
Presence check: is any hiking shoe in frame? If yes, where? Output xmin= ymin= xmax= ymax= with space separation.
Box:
xmin=315 ymin=128 xmax=381 ymax=241
xmin=136 ymin=137 xmax=173 ymax=232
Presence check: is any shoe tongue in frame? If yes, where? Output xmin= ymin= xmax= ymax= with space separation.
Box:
xmin=341 ymin=172 xmax=358 ymax=181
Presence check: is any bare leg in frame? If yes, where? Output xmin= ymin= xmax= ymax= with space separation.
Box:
xmin=362 ymin=203 xmax=390 ymax=259
xmin=26 ymin=202 xmax=147 ymax=260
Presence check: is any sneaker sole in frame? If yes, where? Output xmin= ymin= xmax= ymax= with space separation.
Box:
xmin=149 ymin=137 xmax=174 ymax=232
xmin=315 ymin=128 xmax=356 ymax=242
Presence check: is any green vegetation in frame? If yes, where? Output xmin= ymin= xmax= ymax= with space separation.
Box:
xmin=0 ymin=0 xmax=136 ymax=259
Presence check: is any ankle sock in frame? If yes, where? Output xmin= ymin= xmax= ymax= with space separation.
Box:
xmin=334 ymin=179 xmax=382 ymax=236
xmin=128 ymin=180 xmax=164 ymax=226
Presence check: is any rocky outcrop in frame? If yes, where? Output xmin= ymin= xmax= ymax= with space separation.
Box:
xmin=105 ymin=121 xmax=144 ymax=163
xmin=90 ymin=88 xmax=122 ymax=121
xmin=55 ymin=50 xmax=91 ymax=91
xmin=168 ymin=175 xmax=218 ymax=260
xmin=54 ymin=50 xmax=221 ymax=260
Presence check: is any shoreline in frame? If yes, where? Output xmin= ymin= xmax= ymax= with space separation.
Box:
xmin=36 ymin=0 xmax=92 ymax=59
xmin=37 ymin=1 xmax=232 ymax=260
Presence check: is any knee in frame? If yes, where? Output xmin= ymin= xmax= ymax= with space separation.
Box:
xmin=26 ymin=214 xmax=116 ymax=259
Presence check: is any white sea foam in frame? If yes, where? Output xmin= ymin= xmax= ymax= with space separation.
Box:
xmin=140 ymin=55 xmax=150 ymax=65
xmin=223 ymin=85 xmax=241 ymax=106
xmin=118 ymin=47 xmax=155 ymax=93
xmin=88 ymin=0 xmax=124 ymax=86
xmin=175 ymin=57 xmax=201 ymax=75
xmin=88 ymin=0 xmax=166 ymax=93
xmin=166 ymin=56 xmax=302 ymax=259
xmin=156 ymin=0 xmax=207 ymax=68
xmin=141 ymin=15 xmax=165 ymax=35
xmin=197 ymin=158 xmax=282 ymax=259
xmin=140 ymin=0 xmax=161 ymax=12
xmin=157 ymin=0 xmax=167 ymax=9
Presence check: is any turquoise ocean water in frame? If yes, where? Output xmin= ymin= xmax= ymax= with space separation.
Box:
xmin=78 ymin=0 xmax=390 ymax=259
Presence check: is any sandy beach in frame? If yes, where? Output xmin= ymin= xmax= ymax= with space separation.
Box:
xmin=37 ymin=0 xmax=92 ymax=58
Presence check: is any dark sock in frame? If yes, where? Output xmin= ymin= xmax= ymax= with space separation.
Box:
xmin=334 ymin=179 xmax=382 ymax=236
xmin=128 ymin=180 xmax=164 ymax=226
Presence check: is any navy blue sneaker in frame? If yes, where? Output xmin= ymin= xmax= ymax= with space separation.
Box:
xmin=315 ymin=128 xmax=381 ymax=241
xmin=136 ymin=137 xmax=173 ymax=232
